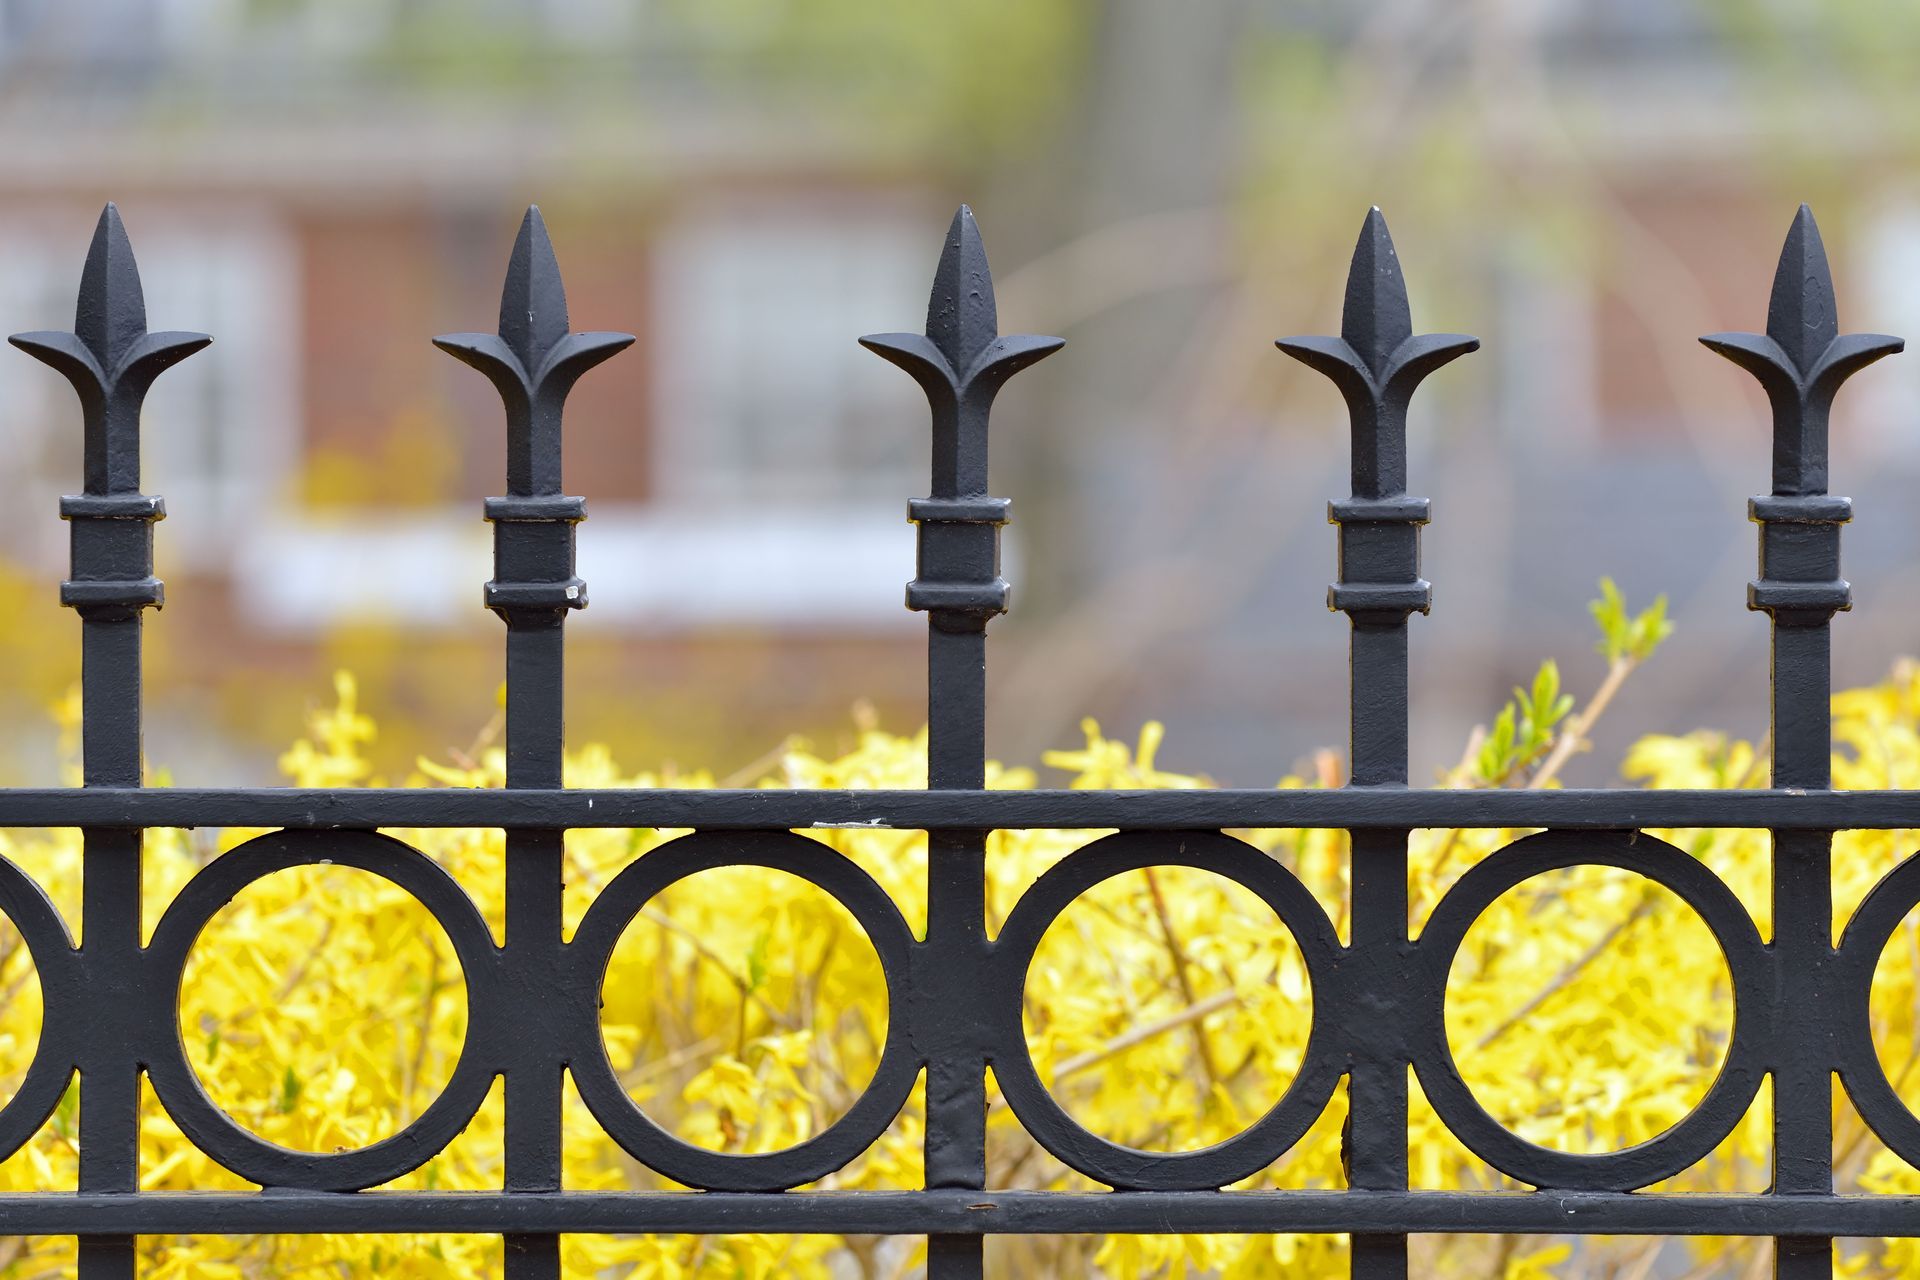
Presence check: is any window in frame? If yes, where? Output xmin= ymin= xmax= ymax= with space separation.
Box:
xmin=651 ymin=200 xmax=933 ymax=503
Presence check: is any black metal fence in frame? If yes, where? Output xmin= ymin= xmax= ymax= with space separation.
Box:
xmin=0 ymin=198 xmax=1910 ymax=1280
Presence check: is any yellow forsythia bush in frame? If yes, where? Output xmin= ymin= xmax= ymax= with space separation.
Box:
xmin=2 ymin=647 xmax=1920 ymax=1276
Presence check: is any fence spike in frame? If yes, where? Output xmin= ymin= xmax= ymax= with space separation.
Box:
xmin=4 ymin=205 xmax=208 ymax=1280
xmin=1701 ymin=202 xmax=1904 ymax=1280
xmin=1701 ymin=204 xmax=1901 ymax=496
xmin=1278 ymin=203 xmax=1478 ymax=1280
xmin=861 ymin=206 xmax=1061 ymax=502
xmin=861 ymin=206 xmax=1061 ymax=1280
xmin=1343 ymin=206 xmax=1414 ymax=380
xmin=1769 ymin=204 xmax=1838 ymax=376
xmin=437 ymin=206 xmax=632 ymax=1280
xmin=1278 ymin=207 xmax=1476 ymax=500
xmin=11 ymin=204 xmax=210 ymax=496
xmin=75 ymin=204 xmax=149 ymax=371
xmin=435 ymin=206 xmax=633 ymax=497
xmin=497 ymin=206 xmax=572 ymax=376
xmin=926 ymin=205 xmax=998 ymax=375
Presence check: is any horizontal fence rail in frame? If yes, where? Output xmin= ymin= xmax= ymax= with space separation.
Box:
xmin=1 ymin=785 xmax=1919 ymax=829
xmin=0 ymin=199 xmax=1909 ymax=1280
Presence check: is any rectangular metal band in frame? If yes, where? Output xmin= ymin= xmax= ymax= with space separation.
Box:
xmin=484 ymin=578 xmax=587 ymax=610
xmin=1748 ymin=579 xmax=1850 ymax=611
xmin=484 ymin=495 xmax=588 ymax=522
xmin=1328 ymin=497 xmax=1431 ymax=524
xmin=906 ymin=579 xmax=1010 ymax=614
xmin=1750 ymin=494 xmax=1852 ymax=524
xmin=1328 ymin=580 xmax=1432 ymax=613
xmin=908 ymin=496 xmax=1011 ymax=524
xmin=59 ymin=578 xmax=163 ymax=609
xmin=59 ymin=494 xmax=164 ymax=521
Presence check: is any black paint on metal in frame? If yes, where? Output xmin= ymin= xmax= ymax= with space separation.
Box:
xmin=1703 ymin=204 xmax=1901 ymax=1279
xmin=863 ymin=205 xmax=1061 ymax=1279
xmin=0 ymin=201 xmax=1908 ymax=1280
xmin=11 ymin=204 xmax=208 ymax=1280
xmin=1281 ymin=207 xmax=1477 ymax=1280
xmin=436 ymin=206 xmax=632 ymax=1280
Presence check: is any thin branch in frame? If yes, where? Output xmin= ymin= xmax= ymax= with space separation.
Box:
xmin=1140 ymin=867 xmax=1224 ymax=1088
xmin=1528 ymin=656 xmax=1636 ymax=790
xmin=1051 ymin=988 xmax=1239 ymax=1083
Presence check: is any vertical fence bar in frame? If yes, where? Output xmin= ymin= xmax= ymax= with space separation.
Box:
xmin=10 ymin=205 xmax=209 ymax=1280
xmin=864 ymin=207 xmax=1060 ymax=1280
xmin=1703 ymin=205 xmax=1900 ymax=1280
xmin=437 ymin=207 xmax=631 ymax=1280
xmin=1280 ymin=209 xmax=1474 ymax=1280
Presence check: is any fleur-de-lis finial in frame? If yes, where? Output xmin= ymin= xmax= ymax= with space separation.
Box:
xmin=861 ymin=206 xmax=1063 ymax=502
xmin=1277 ymin=208 xmax=1478 ymax=499
xmin=1701 ymin=204 xmax=1902 ymax=496
xmin=10 ymin=204 xmax=211 ymax=495
xmin=434 ymin=206 xmax=634 ymax=496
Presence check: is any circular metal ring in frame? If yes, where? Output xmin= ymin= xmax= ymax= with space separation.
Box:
xmin=0 ymin=852 xmax=78 ymax=1161
xmin=1412 ymin=829 xmax=1768 ymax=1191
xmin=1834 ymin=849 xmax=1920 ymax=1164
xmin=568 ymin=830 xmax=919 ymax=1192
xmin=990 ymin=830 xmax=1343 ymax=1191
xmin=144 ymin=829 xmax=498 ymax=1191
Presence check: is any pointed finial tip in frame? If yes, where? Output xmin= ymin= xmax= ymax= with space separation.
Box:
xmin=1782 ymin=203 xmax=1822 ymax=245
xmin=517 ymin=205 xmax=550 ymax=238
xmin=1356 ymin=205 xmax=1395 ymax=247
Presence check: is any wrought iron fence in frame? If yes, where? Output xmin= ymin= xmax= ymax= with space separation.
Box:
xmin=0 ymin=197 xmax=1909 ymax=1280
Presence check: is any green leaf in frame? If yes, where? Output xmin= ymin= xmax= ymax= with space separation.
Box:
xmin=1477 ymin=704 xmax=1518 ymax=780
xmin=1531 ymin=661 xmax=1560 ymax=725
xmin=1590 ymin=578 xmax=1674 ymax=664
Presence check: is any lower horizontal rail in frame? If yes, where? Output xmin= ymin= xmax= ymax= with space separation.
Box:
xmin=0 ymin=1191 xmax=1917 ymax=1237
xmin=0 ymin=786 xmax=1910 ymax=830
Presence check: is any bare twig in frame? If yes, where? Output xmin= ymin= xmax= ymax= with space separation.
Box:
xmin=1050 ymin=988 xmax=1239 ymax=1083
xmin=1140 ymin=867 xmax=1224 ymax=1088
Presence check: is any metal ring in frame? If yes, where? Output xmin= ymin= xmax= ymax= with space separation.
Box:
xmin=568 ymin=830 xmax=919 ymax=1191
xmin=1834 ymin=848 xmax=1920 ymax=1164
xmin=990 ymin=830 xmax=1343 ymax=1191
xmin=1412 ymin=829 xmax=1768 ymax=1191
xmin=0 ymin=852 xmax=78 ymax=1162
xmin=144 ymin=829 xmax=499 ymax=1191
